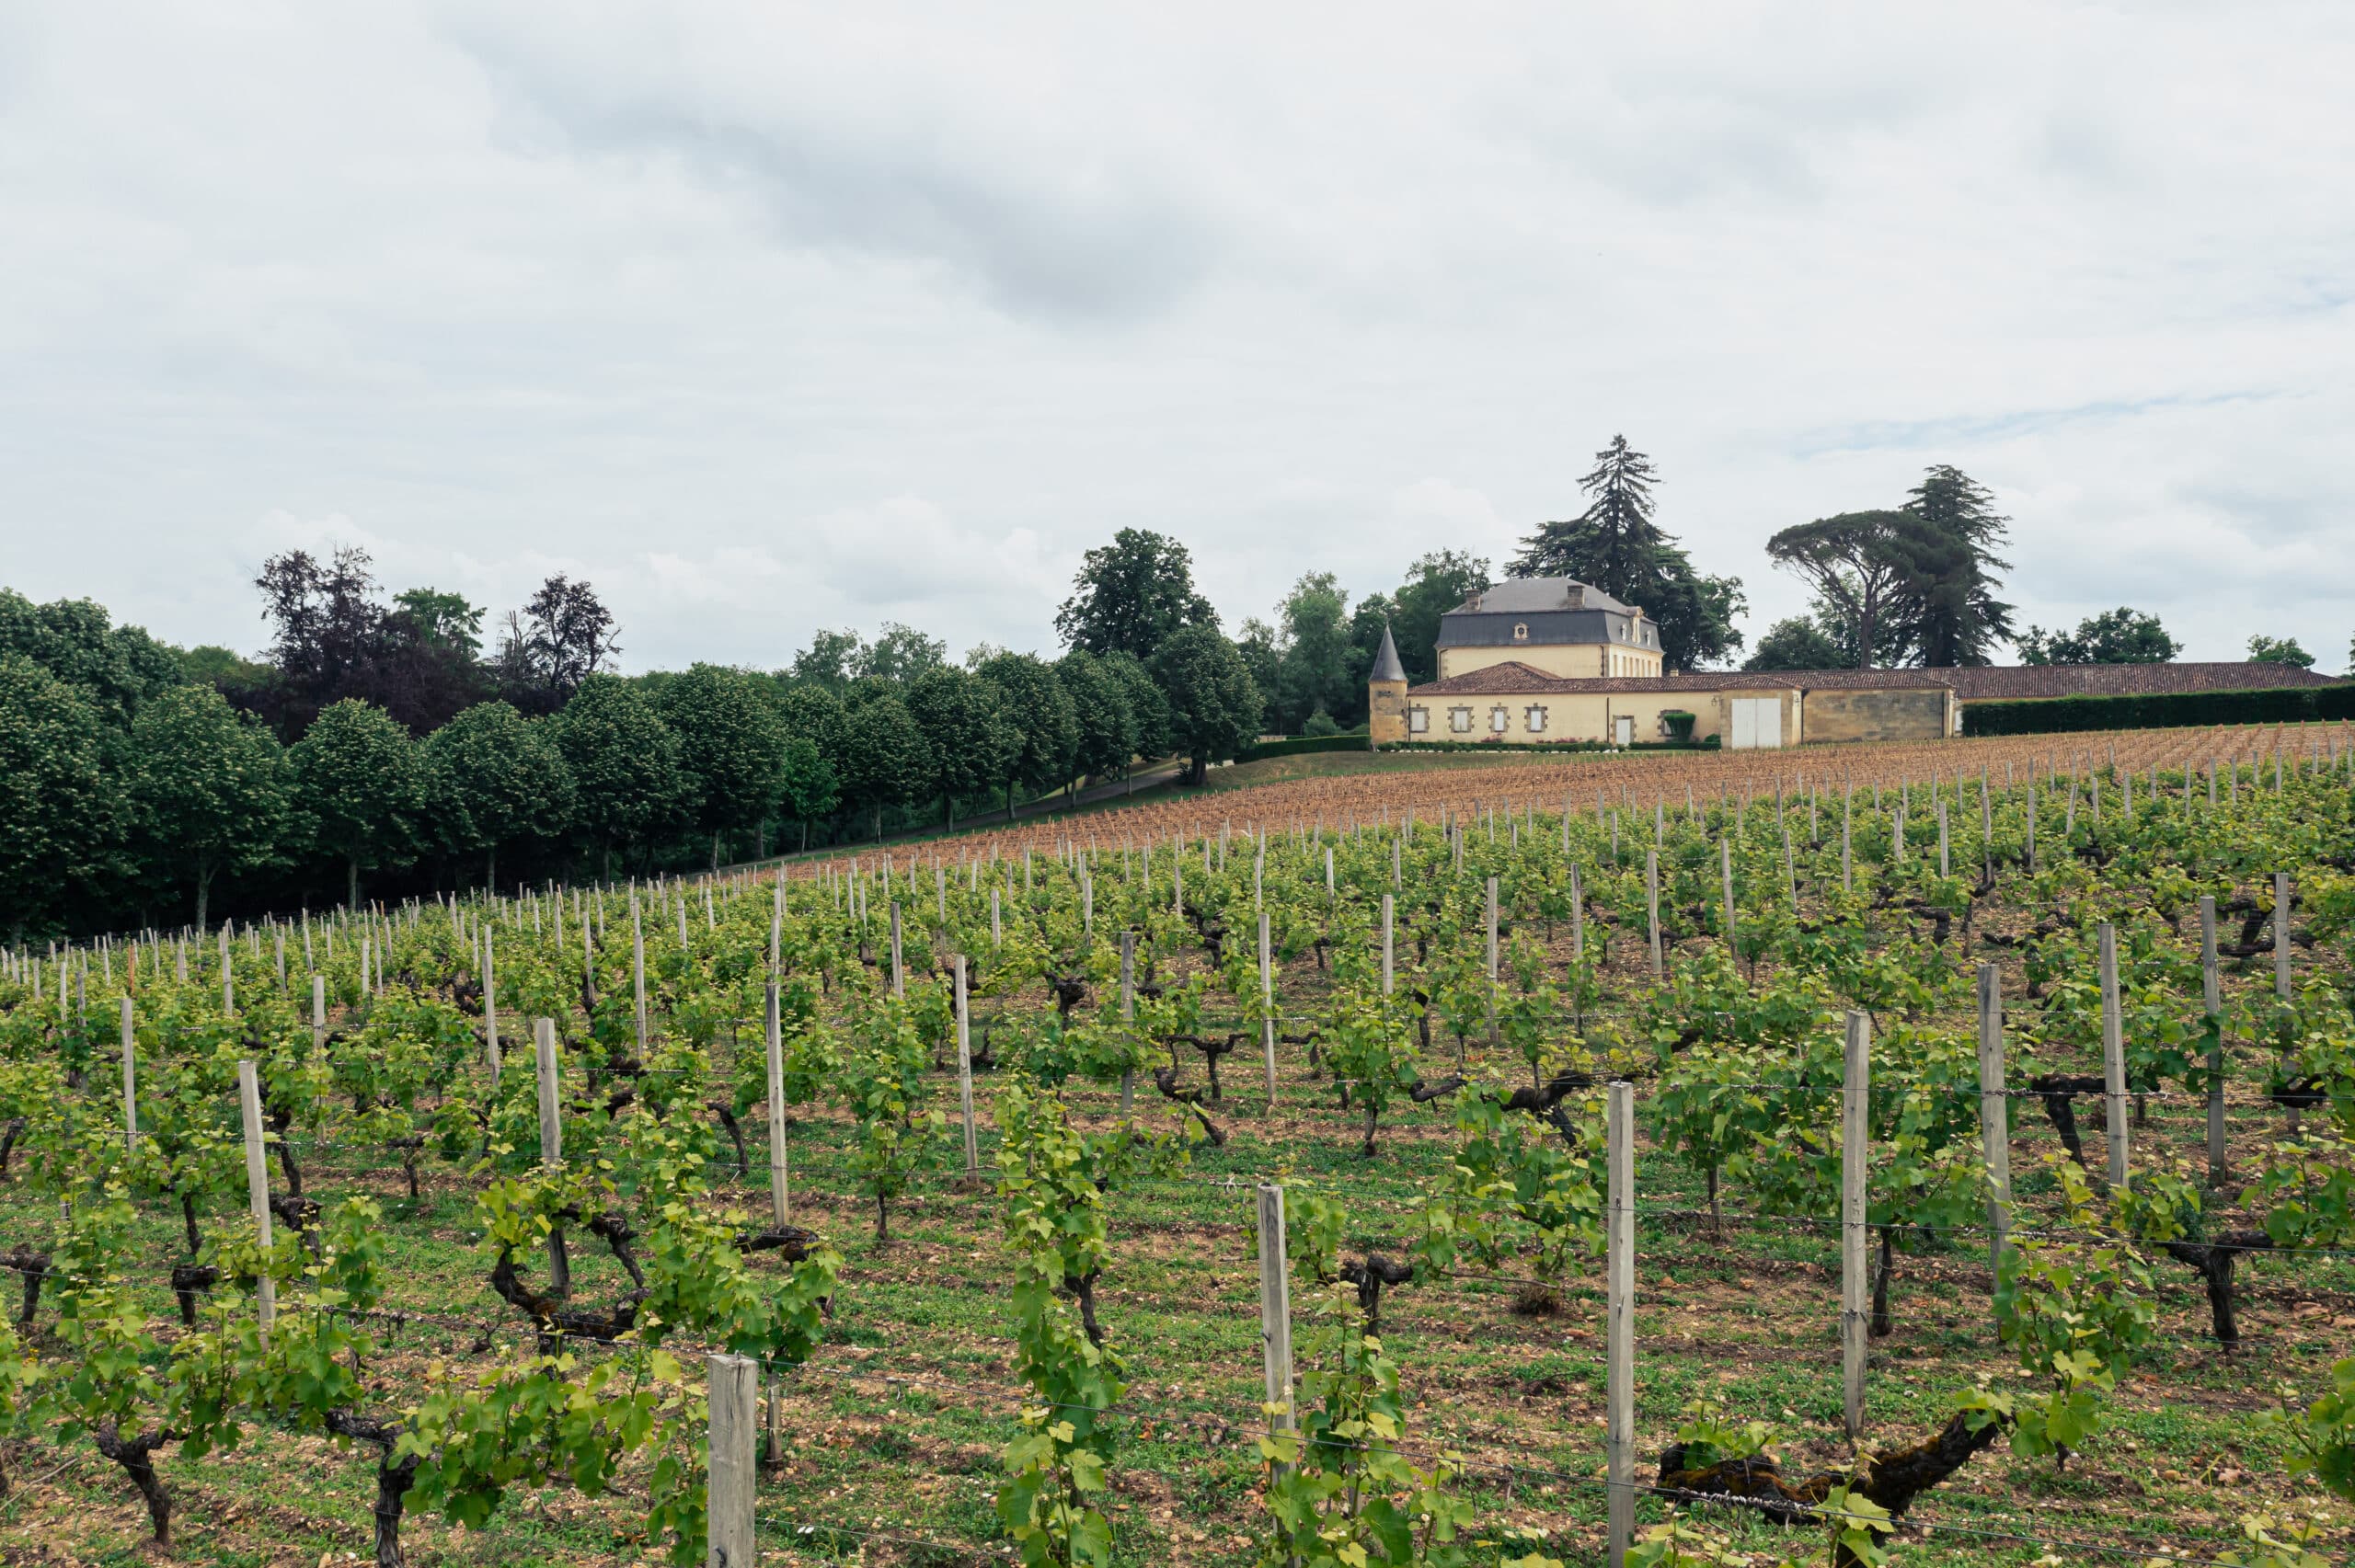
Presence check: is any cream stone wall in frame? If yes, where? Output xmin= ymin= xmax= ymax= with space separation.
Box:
xmin=1437 ymin=644 xmax=1664 ymax=681
xmin=1368 ymin=680 xmax=1410 ymax=745
xmin=1800 ymin=688 xmax=1952 ymax=744
xmin=1404 ymin=684 xmax=1776 ymax=746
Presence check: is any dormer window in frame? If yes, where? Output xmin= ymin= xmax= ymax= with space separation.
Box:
xmin=1511 ymin=623 xmax=1529 ymax=642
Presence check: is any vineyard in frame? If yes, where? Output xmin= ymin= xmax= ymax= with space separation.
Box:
xmin=6 ymin=722 xmax=2355 ymax=1568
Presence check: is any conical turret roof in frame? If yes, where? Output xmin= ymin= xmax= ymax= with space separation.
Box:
xmin=1369 ymin=622 xmax=1407 ymax=683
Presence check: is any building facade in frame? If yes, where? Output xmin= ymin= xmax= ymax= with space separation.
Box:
xmin=1433 ymin=577 xmax=1664 ymax=681
xmin=1365 ymin=577 xmax=2338 ymax=750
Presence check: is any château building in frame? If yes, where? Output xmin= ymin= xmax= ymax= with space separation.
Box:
xmin=1366 ymin=576 xmax=2340 ymax=750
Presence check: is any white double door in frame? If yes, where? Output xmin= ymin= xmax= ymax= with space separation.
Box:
xmin=1729 ymin=697 xmax=1783 ymax=750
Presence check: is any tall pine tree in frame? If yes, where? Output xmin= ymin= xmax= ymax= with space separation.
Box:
xmin=1898 ymin=464 xmax=2016 ymax=666
xmin=1510 ymin=435 xmax=1743 ymax=671
xmin=1512 ymin=436 xmax=1661 ymax=593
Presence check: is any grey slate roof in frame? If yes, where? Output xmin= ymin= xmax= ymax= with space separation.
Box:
xmin=1435 ymin=577 xmax=1660 ymax=653
xmin=1440 ymin=609 xmax=1656 ymax=650
xmin=1454 ymin=577 xmax=1633 ymax=615
xmin=1369 ymin=623 xmax=1407 ymax=683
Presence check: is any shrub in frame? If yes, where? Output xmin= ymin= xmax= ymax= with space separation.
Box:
xmin=1961 ymin=682 xmax=2352 ymax=737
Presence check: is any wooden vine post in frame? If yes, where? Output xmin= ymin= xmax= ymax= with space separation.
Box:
xmin=1118 ymin=929 xmax=1136 ymax=1114
xmin=1255 ymin=1183 xmax=1295 ymax=1474
xmin=1718 ymin=837 xmax=1735 ymax=951
xmin=1604 ymin=1079 xmax=1636 ymax=1567
xmin=706 ymin=1352 xmax=757 ymax=1568
xmin=2098 ymin=922 xmax=2129 ymax=1188
xmin=1568 ymin=864 xmax=1586 ymax=992
xmin=535 ymin=1016 xmax=569 ymax=1296
xmin=955 ymin=956 xmax=979 ymax=1178
xmin=1842 ymin=788 xmax=1854 ymax=890
xmin=632 ymin=898 xmax=649 ymax=1056
xmin=2200 ymin=895 xmax=2225 ymax=1182
xmin=1975 ymin=965 xmax=2009 ymax=1283
xmin=1258 ymin=909 xmax=1277 ymax=1104
xmin=1842 ymin=1010 xmax=1869 ymax=1439
xmin=1484 ymin=876 xmax=1499 ymax=1045
xmin=1380 ymin=894 xmax=1395 ymax=996
xmin=483 ymin=928 xmax=500 ymax=1082
xmin=764 ymin=978 xmax=789 ymax=1228
xmin=1645 ymin=850 xmax=1662 ymax=980
xmin=236 ymin=1059 xmax=275 ymax=1346
xmin=120 ymin=997 xmax=137 ymax=1158
xmin=2273 ymin=871 xmax=2291 ymax=1001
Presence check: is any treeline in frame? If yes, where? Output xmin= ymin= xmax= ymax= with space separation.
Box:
xmin=7 ymin=517 xmax=1588 ymax=941
xmin=4 ymin=532 xmax=1312 ymax=941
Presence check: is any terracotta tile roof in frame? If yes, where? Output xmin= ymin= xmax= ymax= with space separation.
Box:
xmin=1407 ymin=663 xmax=1952 ymax=697
xmin=1933 ymin=661 xmax=2344 ymax=701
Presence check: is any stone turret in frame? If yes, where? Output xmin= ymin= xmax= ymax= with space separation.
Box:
xmin=1367 ymin=623 xmax=1408 ymax=748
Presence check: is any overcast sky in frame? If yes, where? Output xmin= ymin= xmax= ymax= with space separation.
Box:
xmin=4 ymin=2 xmax=2351 ymax=674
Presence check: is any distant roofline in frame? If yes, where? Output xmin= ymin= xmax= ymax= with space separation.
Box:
xmin=1402 ymin=659 xmax=2347 ymax=700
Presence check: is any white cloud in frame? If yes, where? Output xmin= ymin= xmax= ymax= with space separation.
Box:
xmin=1 ymin=0 xmax=2350 ymax=671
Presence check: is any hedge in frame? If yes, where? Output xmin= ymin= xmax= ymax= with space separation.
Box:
xmin=1375 ymin=736 xmax=1718 ymax=755
xmin=1232 ymin=732 xmax=1376 ymax=762
xmin=1960 ymin=681 xmax=2355 ymax=737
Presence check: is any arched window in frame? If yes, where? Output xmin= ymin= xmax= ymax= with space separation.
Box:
xmin=1512 ymin=623 xmax=1529 ymax=642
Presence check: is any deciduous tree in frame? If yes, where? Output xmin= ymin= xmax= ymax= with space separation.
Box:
xmin=903 ymin=666 xmax=1016 ymax=828
xmin=1098 ymin=652 xmax=1169 ymax=780
xmin=293 ymin=699 xmax=421 ymax=910
xmin=254 ymin=547 xmax=390 ymax=733
xmin=790 ymin=629 xmax=863 ymax=692
xmin=1741 ymin=617 xmax=1844 ymax=672
xmin=128 ymin=684 xmax=291 ymax=931
xmin=1272 ymin=572 xmax=1355 ymax=733
xmin=1152 ymin=625 xmax=1261 ymax=786
xmin=423 ymin=701 xmax=573 ymax=891
xmin=657 ymin=664 xmax=788 ymax=868
xmin=1056 ymin=650 xmax=1138 ymax=786
xmin=835 ymin=694 xmax=931 ymax=841
xmin=1055 ymin=529 xmax=1216 ymax=660
xmin=552 ymin=675 xmax=679 ymax=881
xmin=1371 ymin=550 xmax=1489 ymax=687
xmin=391 ymin=589 xmax=486 ymax=658
xmin=2246 ymin=635 xmax=2315 ymax=670
xmin=0 ymin=589 xmax=184 ymax=727
xmin=775 ymin=737 xmax=837 ymax=853
xmin=857 ymin=624 xmax=949 ymax=685
xmin=0 ymin=655 xmax=120 ymax=941
xmin=493 ymin=575 xmax=619 ymax=715
xmin=2016 ymin=608 xmax=2180 ymax=666
xmin=979 ymin=654 xmax=1077 ymax=817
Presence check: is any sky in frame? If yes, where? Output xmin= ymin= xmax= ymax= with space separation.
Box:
xmin=3 ymin=1 xmax=2351 ymax=675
